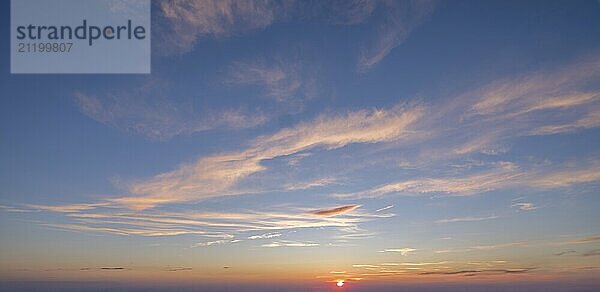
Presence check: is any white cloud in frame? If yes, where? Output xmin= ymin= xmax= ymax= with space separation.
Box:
xmin=379 ymin=248 xmax=417 ymax=256
xmin=511 ymin=202 xmax=537 ymax=211
xmin=435 ymin=216 xmax=498 ymax=224
xmin=248 ymin=232 xmax=282 ymax=240
xmin=285 ymin=177 xmax=337 ymax=191
xmin=115 ymin=103 xmax=424 ymax=209
xmin=357 ymin=0 xmax=436 ymax=72
xmin=226 ymin=59 xmax=311 ymax=103
xmin=334 ymin=162 xmax=520 ymax=199
xmin=530 ymin=108 xmax=600 ymax=135
xmin=334 ymin=162 xmax=600 ymax=199
xmin=156 ymin=0 xmax=288 ymax=54
xmin=74 ymin=91 xmax=268 ymax=141
xmin=261 ymin=240 xmax=319 ymax=247
xmin=191 ymin=239 xmax=241 ymax=247
xmin=20 ymin=203 xmax=388 ymax=240
xmin=324 ymin=0 xmax=377 ymax=25
xmin=375 ymin=205 xmax=394 ymax=212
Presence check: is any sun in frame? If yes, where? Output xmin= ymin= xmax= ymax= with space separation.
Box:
xmin=336 ymin=280 xmax=344 ymax=287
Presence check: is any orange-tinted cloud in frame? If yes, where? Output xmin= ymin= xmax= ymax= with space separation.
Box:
xmin=310 ymin=205 xmax=360 ymax=217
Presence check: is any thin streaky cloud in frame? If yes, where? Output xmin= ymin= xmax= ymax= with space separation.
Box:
xmin=191 ymin=239 xmax=241 ymax=248
xmin=261 ymin=240 xmax=319 ymax=248
xmin=418 ymin=267 xmax=536 ymax=276
xmin=468 ymin=57 xmax=600 ymax=116
xmin=435 ymin=216 xmax=498 ymax=224
xmin=582 ymin=249 xmax=600 ymax=256
xmin=156 ymin=0 xmax=288 ymax=55
xmin=42 ymin=223 xmax=214 ymax=237
xmin=562 ymin=236 xmax=600 ymax=245
xmin=26 ymin=203 xmax=110 ymax=213
xmin=74 ymin=91 xmax=268 ymax=141
xmin=323 ymin=0 xmax=377 ymax=25
xmin=511 ymin=202 xmax=537 ymax=211
xmin=397 ymin=261 xmax=449 ymax=266
xmin=470 ymin=241 xmax=530 ymax=251
xmin=379 ymin=248 xmax=418 ymax=255
xmin=286 ymin=177 xmax=337 ymax=191
xmin=334 ymin=162 xmax=600 ymax=199
xmin=529 ymin=166 xmax=600 ymax=188
xmin=333 ymin=162 xmax=520 ymax=198
xmin=81 ymin=56 xmax=600 ymax=209
xmin=530 ymin=109 xmax=600 ymax=135
xmin=248 ymin=232 xmax=282 ymax=240
xmin=554 ymin=250 xmax=577 ymax=256
xmin=375 ymin=205 xmax=394 ymax=212
xmin=164 ymin=267 xmax=193 ymax=272
xmin=225 ymin=58 xmax=311 ymax=103
xmin=18 ymin=203 xmax=389 ymax=240
xmin=310 ymin=205 xmax=360 ymax=217
xmin=357 ymin=0 xmax=436 ymax=72
xmin=0 ymin=205 xmax=35 ymax=213
xmin=115 ymin=103 xmax=424 ymax=209
xmin=352 ymin=264 xmax=380 ymax=269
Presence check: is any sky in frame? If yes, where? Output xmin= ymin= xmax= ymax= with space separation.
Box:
xmin=1 ymin=0 xmax=600 ymax=291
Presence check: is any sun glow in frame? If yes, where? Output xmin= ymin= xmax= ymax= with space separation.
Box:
xmin=336 ymin=280 xmax=344 ymax=287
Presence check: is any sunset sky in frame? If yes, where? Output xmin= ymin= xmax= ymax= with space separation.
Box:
xmin=1 ymin=0 xmax=600 ymax=290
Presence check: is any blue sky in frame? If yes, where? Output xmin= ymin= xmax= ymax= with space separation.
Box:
xmin=1 ymin=0 xmax=600 ymax=290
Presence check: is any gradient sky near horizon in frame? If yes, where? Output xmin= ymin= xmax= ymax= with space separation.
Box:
xmin=1 ymin=0 xmax=600 ymax=290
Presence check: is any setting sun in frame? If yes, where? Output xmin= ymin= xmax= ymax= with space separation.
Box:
xmin=336 ymin=280 xmax=344 ymax=287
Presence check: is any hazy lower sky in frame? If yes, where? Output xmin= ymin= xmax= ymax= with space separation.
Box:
xmin=1 ymin=0 xmax=599 ymax=290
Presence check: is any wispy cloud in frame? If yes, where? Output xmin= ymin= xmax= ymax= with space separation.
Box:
xmin=286 ymin=177 xmax=337 ymax=191
xmin=375 ymin=205 xmax=394 ymax=212
xmin=82 ymin=56 xmax=600 ymax=209
xmin=435 ymin=216 xmax=498 ymax=224
xmin=225 ymin=58 xmax=314 ymax=103
xmin=554 ymin=250 xmax=576 ymax=256
xmin=155 ymin=0 xmax=434 ymax=68
xmin=164 ymin=266 xmax=193 ymax=272
xmin=156 ymin=0 xmax=289 ymax=54
xmin=248 ymin=232 xmax=282 ymax=240
xmin=43 ymin=223 xmax=219 ymax=237
xmin=327 ymin=261 xmax=534 ymax=282
xmin=11 ymin=203 xmax=387 ymax=242
xmin=100 ymin=267 xmax=126 ymax=270
xmin=470 ymin=241 xmax=529 ymax=251
xmin=582 ymin=249 xmax=600 ymax=256
xmin=396 ymin=261 xmax=448 ymax=266
xmin=530 ymin=110 xmax=600 ymax=135
xmin=419 ymin=267 xmax=535 ymax=276
xmin=323 ymin=0 xmax=377 ymax=25
xmin=379 ymin=248 xmax=417 ymax=255
xmin=191 ymin=239 xmax=241 ymax=248
xmin=261 ymin=240 xmax=318 ymax=247
xmin=26 ymin=203 xmax=110 ymax=213
xmin=352 ymin=264 xmax=380 ymax=269
xmin=334 ymin=161 xmax=600 ymax=199
xmin=357 ymin=0 xmax=436 ymax=72
xmin=512 ymin=202 xmax=537 ymax=211
xmin=562 ymin=236 xmax=600 ymax=245
xmin=462 ymin=56 xmax=600 ymax=140
xmin=334 ymin=162 xmax=520 ymax=198
xmin=529 ymin=167 xmax=600 ymax=188
xmin=115 ymin=103 xmax=423 ymax=209
xmin=310 ymin=205 xmax=360 ymax=217
xmin=469 ymin=58 xmax=600 ymax=117
xmin=74 ymin=90 xmax=268 ymax=141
